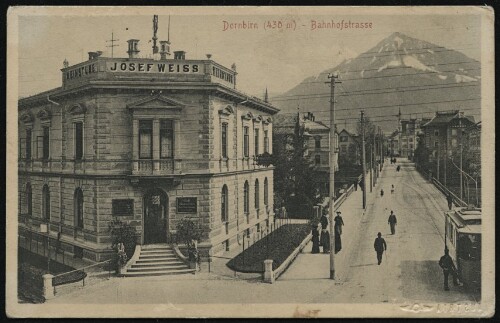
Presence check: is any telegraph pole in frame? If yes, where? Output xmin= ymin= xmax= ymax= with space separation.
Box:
xmin=460 ymin=142 xmax=463 ymax=200
xmin=373 ymin=129 xmax=377 ymax=185
xmin=326 ymin=73 xmax=340 ymax=280
xmin=106 ymin=31 xmax=119 ymax=58
xmin=361 ymin=110 xmax=367 ymax=209
xmin=369 ymin=136 xmax=373 ymax=192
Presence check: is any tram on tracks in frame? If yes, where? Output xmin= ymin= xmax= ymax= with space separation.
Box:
xmin=444 ymin=206 xmax=481 ymax=291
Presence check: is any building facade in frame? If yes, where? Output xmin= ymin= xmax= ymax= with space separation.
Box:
xmin=18 ymin=44 xmax=279 ymax=264
xmin=337 ymin=129 xmax=360 ymax=166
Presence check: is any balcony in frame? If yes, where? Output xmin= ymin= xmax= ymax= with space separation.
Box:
xmin=132 ymin=159 xmax=176 ymax=176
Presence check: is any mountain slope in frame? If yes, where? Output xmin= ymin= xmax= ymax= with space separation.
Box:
xmin=271 ymin=32 xmax=481 ymax=133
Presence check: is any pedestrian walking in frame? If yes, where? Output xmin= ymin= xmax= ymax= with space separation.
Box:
xmin=380 ymin=189 xmax=384 ymax=197
xmin=373 ymin=232 xmax=387 ymax=265
xmin=320 ymin=211 xmax=330 ymax=253
xmin=334 ymin=211 xmax=344 ymax=235
xmin=311 ymin=224 xmax=320 ymax=254
xmin=388 ymin=210 xmax=397 ymax=235
xmin=396 ymin=165 xmax=401 ymax=172
xmin=353 ymin=179 xmax=358 ymax=191
xmin=391 ymin=184 xmax=395 ymax=194
xmin=439 ymin=247 xmax=460 ymax=291
xmin=447 ymin=193 xmax=453 ymax=211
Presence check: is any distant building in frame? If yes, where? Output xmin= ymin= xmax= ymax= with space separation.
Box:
xmin=273 ymin=112 xmax=338 ymax=196
xmin=421 ymin=110 xmax=476 ymax=162
xmin=337 ymin=129 xmax=360 ymax=166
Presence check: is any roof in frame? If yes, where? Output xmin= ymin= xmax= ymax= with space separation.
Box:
xmin=273 ymin=113 xmax=330 ymax=133
xmin=446 ymin=207 xmax=481 ymax=233
xmin=422 ymin=110 xmax=460 ymax=128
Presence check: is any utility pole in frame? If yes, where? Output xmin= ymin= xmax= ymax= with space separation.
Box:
xmin=326 ymin=73 xmax=340 ymax=280
xmin=373 ymin=129 xmax=377 ymax=185
xmin=361 ymin=110 xmax=367 ymax=209
xmin=106 ymin=31 xmax=119 ymax=58
xmin=437 ymin=142 xmax=440 ymax=182
xmin=460 ymin=142 xmax=463 ymax=200
xmin=370 ymin=137 xmax=373 ymax=192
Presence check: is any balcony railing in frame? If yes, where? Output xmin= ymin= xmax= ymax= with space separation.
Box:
xmin=132 ymin=159 xmax=175 ymax=175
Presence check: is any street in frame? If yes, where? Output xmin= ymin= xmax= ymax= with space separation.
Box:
xmin=47 ymin=160 xmax=478 ymax=304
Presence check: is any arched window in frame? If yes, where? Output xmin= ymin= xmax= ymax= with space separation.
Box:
xmin=221 ymin=185 xmax=228 ymax=222
xmin=254 ymin=179 xmax=260 ymax=209
xmin=42 ymin=185 xmax=50 ymax=221
xmin=74 ymin=188 xmax=84 ymax=229
xmin=243 ymin=181 xmax=249 ymax=213
xmin=26 ymin=183 xmax=32 ymax=216
xmin=264 ymin=178 xmax=269 ymax=207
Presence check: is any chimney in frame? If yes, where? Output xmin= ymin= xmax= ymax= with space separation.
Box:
xmin=173 ymin=50 xmax=186 ymax=60
xmin=159 ymin=41 xmax=171 ymax=60
xmin=127 ymin=39 xmax=140 ymax=58
xmin=88 ymin=51 xmax=103 ymax=60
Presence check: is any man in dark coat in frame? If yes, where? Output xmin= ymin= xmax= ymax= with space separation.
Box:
xmin=388 ymin=211 xmax=397 ymax=235
xmin=374 ymin=232 xmax=387 ymax=265
xmin=311 ymin=225 xmax=320 ymax=254
xmin=447 ymin=193 xmax=454 ymax=210
xmin=439 ymin=248 xmax=459 ymax=291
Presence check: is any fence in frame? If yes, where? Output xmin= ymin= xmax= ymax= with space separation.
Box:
xmin=416 ymin=164 xmax=468 ymax=208
xmin=43 ymin=259 xmax=113 ymax=299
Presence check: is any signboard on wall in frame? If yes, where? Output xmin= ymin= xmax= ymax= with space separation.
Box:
xmin=112 ymin=199 xmax=134 ymax=216
xmin=176 ymin=197 xmax=197 ymax=213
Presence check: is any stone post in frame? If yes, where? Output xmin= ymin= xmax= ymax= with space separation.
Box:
xmin=42 ymin=274 xmax=55 ymax=300
xmin=263 ymin=259 xmax=274 ymax=284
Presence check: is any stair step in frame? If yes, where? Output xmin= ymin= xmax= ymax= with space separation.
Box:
xmin=139 ymin=254 xmax=178 ymax=259
xmin=124 ymin=269 xmax=196 ymax=277
xmin=128 ymin=265 xmax=189 ymax=272
xmin=132 ymin=262 xmax=186 ymax=268
xmin=141 ymin=245 xmax=172 ymax=250
xmin=140 ymin=250 xmax=176 ymax=255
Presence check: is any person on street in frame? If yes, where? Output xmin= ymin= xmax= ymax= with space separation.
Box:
xmin=380 ymin=189 xmax=384 ymax=197
xmin=447 ymin=193 xmax=453 ymax=210
xmin=396 ymin=165 xmax=401 ymax=172
xmin=354 ymin=180 xmax=358 ymax=191
xmin=391 ymin=184 xmax=395 ymax=194
xmin=320 ymin=211 xmax=330 ymax=253
xmin=334 ymin=211 xmax=344 ymax=235
xmin=439 ymin=247 xmax=460 ymax=291
xmin=388 ymin=210 xmax=397 ymax=235
xmin=374 ymin=232 xmax=387 ymax=265
xmin=311 ymin=224 xmax=320 ymax=254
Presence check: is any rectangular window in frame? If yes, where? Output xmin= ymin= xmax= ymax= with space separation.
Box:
xmin=243 ymin=126 xmax=249 ymax=157
xmin=139 ymin=120 xmax=153 ymax=159
xmin=254 ymin=129 xmax=259 ymax=155
xmin=434 ymin=130 xmax=439 ymax=136
xmin=25 ymin=129 xmax=32 ymax=160
xmin=434 ymin=141 xmax=439 ymax=148
xmin=451 ymin=129 xmax=457 ymax=136
xmin=37 ymin=127 xmax=50 ymax=160
xmin=160 ymin=120 xmax=174 ymax=158
xmin=74 ymin=122 xmax=83 ymax=160
xmin=264 ymin=130 xmax=269 ymax=153
xmin=221 ymin=123 xmax=228 ymax=158
xmin=315 ymin=155 xmax=320 ymax=165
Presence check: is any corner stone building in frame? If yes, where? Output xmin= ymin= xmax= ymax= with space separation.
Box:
xmin=18 ymin=51 xmax=278 ymax=264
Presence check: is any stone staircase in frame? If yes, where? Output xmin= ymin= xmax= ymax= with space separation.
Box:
xmin=123 ymin=244 xmax=196 ymax=277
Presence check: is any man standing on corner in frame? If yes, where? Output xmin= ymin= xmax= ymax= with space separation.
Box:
xmin=374 ymin=232 xmax=387 ymax=265
xmin=388 ymin=210 xmax=397 ymax=235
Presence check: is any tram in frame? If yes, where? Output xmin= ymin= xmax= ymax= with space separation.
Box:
xmin=444 ymin=206 xmax=481 ymax=291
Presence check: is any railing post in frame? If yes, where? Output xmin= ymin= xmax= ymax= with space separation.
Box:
xmin=43 ymin=274 xmax=55 ymax=300
xmin=263 ymin=259 xmax=274 ymax=284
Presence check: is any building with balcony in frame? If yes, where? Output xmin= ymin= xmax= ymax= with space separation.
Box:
xmin=18 ymin=42 xmax=279 ymax=264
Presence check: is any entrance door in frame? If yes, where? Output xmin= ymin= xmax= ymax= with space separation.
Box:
xmin=143 ymin=189 xmax=168 ymax=244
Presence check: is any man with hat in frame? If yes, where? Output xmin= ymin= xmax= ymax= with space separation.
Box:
xmin=334 ymin=211 xmax=344 ymax=254
xmin=373 ymin=232 xmax=387 ymax=265
xmin=439 ymin=247 xmax=460 ymax=291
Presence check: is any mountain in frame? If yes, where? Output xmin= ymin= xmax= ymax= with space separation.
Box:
xmin=270 ymin=32 xmax=481 ymax=134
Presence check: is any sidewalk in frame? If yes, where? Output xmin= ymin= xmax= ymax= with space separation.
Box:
xmin=279 ymin=165 xmax=384 ymax=282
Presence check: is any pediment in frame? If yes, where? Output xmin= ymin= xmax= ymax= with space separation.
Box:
xmin=67 ymin=103 xmax=87 ymax=115
xmin=219 ymin=105 xmax=235 ymax=116
xmin=37 ymin=108 xmax=52 ymax=120
xmin=242 ymin=111 xmax=254 ymax=120
xmin=127 ymin=95 xmax=184 ymax=110
xmin=20 ymin=112 xmax=34 ymax=124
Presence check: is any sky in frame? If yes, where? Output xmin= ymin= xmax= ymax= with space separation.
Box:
xmin=15 ymin=7 xmax=482 ymax=98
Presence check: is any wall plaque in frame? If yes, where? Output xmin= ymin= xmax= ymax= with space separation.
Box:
xmin=176 ymin=197 xmax=197 ymax=213
xmin=112 ymin=199 xmax=134 ymax=216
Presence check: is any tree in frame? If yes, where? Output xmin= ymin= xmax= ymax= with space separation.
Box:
xmin=356 ymin=115 xmax=376 ymax=166
xmin=273 ymin=114 xmax=323 ymax=217
xmin=414 ymin=133 xmax=431 ymax=170
xmin=176 ymin=218 xmax=203 ymax=262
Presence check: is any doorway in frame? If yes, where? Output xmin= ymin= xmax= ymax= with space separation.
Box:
xmin=143 ymin=189 xmax=168 ymax=244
